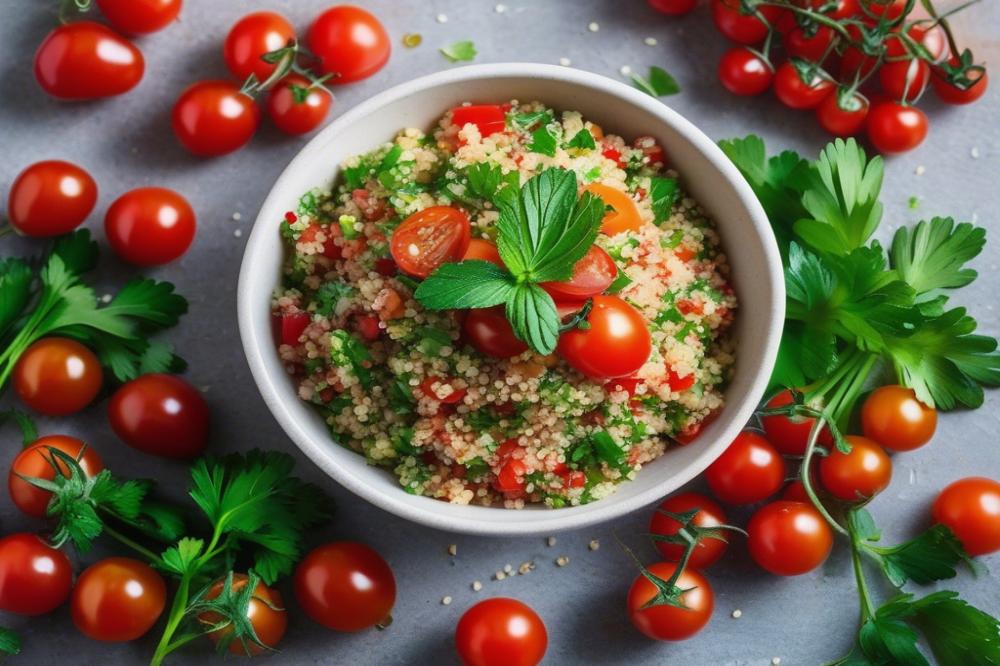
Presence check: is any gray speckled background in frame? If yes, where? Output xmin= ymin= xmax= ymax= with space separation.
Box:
xmin=1 ymin=1 xmax=999 ymax=664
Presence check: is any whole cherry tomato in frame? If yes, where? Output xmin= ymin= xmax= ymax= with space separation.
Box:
xmin=462 ymin=239 xmax=505 ymax=267
xmin=711 ymin=0 xmax=782 ymax=44
xmin=773 ymin=62 xmax=834 ymax=109
xmin=705 ymin=431 xmax=786 ymax=504
xmin=649 ymin=492 xmax=729 ymax=568
xmin=718 ymin=47 xmax=774 ymax=96
xmin=7 ymin=160 xmax=97 ymax=237
xmin=781 ymin=480 xmax=810 ymax=502
xmin=557 ymin=295 xmax=652 ymax=380
xmin=932 ymin=477 xmax=1000 ymax=557
xmin=866 ymin=102 xmax=928 ymax=154
xmin=648 ymin=0 xmax=698 ymax=15
xmin=816 ymin=89 xmax=869 ymax=137
xmin=95 ymin=0 xmax=182 ymax=35
xmin=294 ymin=541 xmax=396 ymax=632
xmin=627 ymin=562 xmax=713 ymax=641
xmin=223 ymin=11 xmax=296 ymax=81
xmin=71 ymin=557 xmax=166 ymax=642
xmin=307 ymin=6 xmax=391 ymax=84
xmin=455 ymin=597 xmax=547 ymax=666
xmin=172 ymin=80 xmax=260 ymax=157
xmin=760 ymin=389 xmax=833 ymax=455
xmin=451 ymin=105 xmax=507 ymax=138
xmin=104 ymin=187 xmax=196 ymax=266
xmin=108 ymin=373 xmax=209 ymax=459
xmin=785 ymin=26 xmax=834 ymax=61
xmin=13 ymin=337 xmax=103 ymax=416
xmin=541 ymin=245 xmax=617 ymax=301
xmin=747 ymin=501 xmax=833 ymax=575
xmin=584 ymin=183 xmax=644 ymax=236
xmin=34 ymin=21 xmax=144 ymax=99
xmin=9 ymin=435 xmax=104 ymax=518
xmin=819 ymin=435 xmax=892 ymax=501
xmin=266 ymin=74 xmax=333 ymax=135
xmin=931 ymin=59 xmax=988 ymax=105
xmin=0 ymin=533 xmax=73 ymax=616
xmin=861 ymin=385 xmax=936 ymax=451
xmin=199 ymin=574 xmax=287 ymax=655
xmin=390 ymin=206 xmax=471 ymax=278
xmin=463 ymin=307 xmax=529 ymax=358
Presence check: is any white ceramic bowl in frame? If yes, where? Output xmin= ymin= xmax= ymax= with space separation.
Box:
xmin=238 ymin=63 xmax=783 ymax=536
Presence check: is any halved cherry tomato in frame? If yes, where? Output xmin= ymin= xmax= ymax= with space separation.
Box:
xmin=933 ymin=477 xmax=1000 ymax=556
xmin=816 ymin=89 xmax=869 ymax=137
xmin=294 ymin=541 xmax=396 ymax=631
xmin=9 ymin=435 xmax=104 ymax=518
xmin=540 ymin=245 xmax=617 ymax=301
xmin=456 ymin=597 xmax=548 ymax=666
xmin=584 ymin=184 xmax=643 ymax=236
xmin=95 ymin=0 xmax=181 ymax=35
xmin=650 ymin=492 xmax=729 ymax=568
xmin=34 ymin=21 xmax=144 ymax=100
xmin=494 ymin=457 xmax=528 ymax=494
xmin=861 ymin=385 xmax=937 ymax=451
xmin=104 ymin=187 xmax=196 ymax=266
xmin=464 ymin=308 xmax=529 ymax=358
xmin=747 ymin=501 xmax=833 ymax=575
xmin=463 ymin=238 xmax=505 ymax=267
xmin=420 ymin=377 xmax=466 ymax=404
xmin=7 ymin=160 xmax=97 ymax=237
xmin=308 ymin=6 xmax=390 ymax=84
xmin=279 ymin=312 xmax=310 ymax=345
xmin=819 ymin=435 xmax=892 ymax=501
xmin=760 ymin=389 xmax=833 ymax=455
xmin=172 ymin=80 xmax=260 ymax=157
xmin=705 ymin=431 xmax=785 ymax=505
xmin=627 ymin=562 xmax=713 ymax=641
xmin=200 ymin=574 xmax=287 ymax=655
xmin=390 ymin=206 xmax=471 ymax=278
xmin=557 ymin=295 xmax=651 ymax=380
xmin=71 ymin=557 xmax=166 ymax=642
xmin=451 ymin=105 xmax=506 ymax=137
xmin=266 ymin=74 xmax=333 ymax=135
xmin=932 ymin=58 xmax=988 ymax=105
xmin=108 ymin=373 xmax=209 ymax=459
xmin=710 ymin=0 xmax=782 ymax=44
xmin=0 ymin=533 xmax=73 ymax=616
xmin=13 ymin=338 xmax=103 ymax=416
xmin=774 ymin=62 xmax=834 ymax=109
xmin=223 ymin=11 xmax=296 ymax=81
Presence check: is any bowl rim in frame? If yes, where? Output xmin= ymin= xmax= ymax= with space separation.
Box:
xmin=237 ymin=62 xmax=784 ymax=535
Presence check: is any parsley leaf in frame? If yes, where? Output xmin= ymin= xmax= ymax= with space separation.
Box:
xmin=910 ymin=591 xmax=1000 ymax=664
xmin=415 ymin=261 xmax=515 ymax=310
xmin=0 ymin=627 xmax=21 ymax=657
xmin=632 ymin=66 xmax=681 ymax=98
xmin=160 ymin=537 xmax=205 ymax=577
xmin=313 ymin=281 xmax=355 ymax=316
xmin=0 ymin=258 xmax=31 ymax=338
xmin=440 ymin=40 xmax=477 ymax=62
xmin=871 ymin=524 xmax=971 ymax=587
xmin=890 ymin=217 xmax=985 ymax=296
xmin=527 ymin=125 xmax=558 ymax=157
xmin=329 ymin=330 xmax=374 ymax=389
xmin=566 ymin=129 xmax=596 ymax=151
xmin=649 ymin=176 xmax=679 ymax=225
xmin=466 ymin=162 xmax=520 ymax=202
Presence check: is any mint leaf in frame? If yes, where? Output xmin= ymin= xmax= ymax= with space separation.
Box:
xmin=566 ymin=129 xmax=596 ymax=151
xmin=415 ymin=261 xmax=515 ymax=310
xmin=527 ymin=125 xmax=558 ymax=157
xmin=649 ymin=177 xmax=679 ymax=225
xmin=632 ymin=66 xmax=680 ymax=98
xmin=440 ymin=40 xmax=477 ymax=62
xmin=890 ymin=217 xmax=986 ymax=296
xmin=505 ymin=282 xmax=559 ymax=354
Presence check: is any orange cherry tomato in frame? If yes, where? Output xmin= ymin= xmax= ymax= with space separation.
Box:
xmin=819 ymin=435 xmax=892 ymax=501
xmin=462 ymin=239 xmax=505 ymax=267
xmin=9 ymin=435 xmax=104 ymax=518
xmin=627 ymin=562 xmax=713 ymax=641
xmin=540 ymin=245 xmax=617 ymax=301
xmin=861 ymin=385 xmax=937 ymax=451
xmin=584 ymin=183 xmax=643 ymax=236
xmin=390 ymin=206 xmax=471 ymax=278
xmin=13 ymin=338 xmax=103 ymax=416
xmin=199 ymin=574 xmax=287 ymax=655
xmin=71 ymin=557 xmax=166 ymax=642
xmin=557 ymin=295 xmax=651 ymax=380
xmin=7 ymin=160 xmax=97 ymax=237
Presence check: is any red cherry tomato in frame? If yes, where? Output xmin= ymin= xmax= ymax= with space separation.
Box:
xmin=861 ymin=384 xmax=937 ymax=451
xmin=761 ymin=389 xmax=833 ymax=455
xmin=705 ymin=431 xmax=786 ymax=505
xmin=455 ymin=597 xmax=548 ymax=666
xmin=879 ymin=59 xmax=930 ymax=102
xmin=933 ymin=477 xmax=1000 ymax=557
xmin=13 ymin=337 xmax=103 ymax=416
xmin=815 ymin=89 xmax=869 ymax=137
xmin=71 ymin=557 xmax=166 ymax=642
xmin=785 ymin=26 xmax=834 ymax=61
xmin=279 ymin=312 xmax=311 ymax=345
xmin=200 ymin=574 xmax=287 ymax=655
xmin=294 ymin=541 xmax=396 ymax=631
xmin=104 ymin=187 xmax=196 ymax=266
xmin=747 ymin=501 xmax=833 ymax=575
xmin=627 ymin=562 xmax=713 ymax=641
xmin=866 ymin=102 xmax=928 ymax=154
xmin=266 ymin=74 xmax=333 ymax=135
xmin=718 ymin=47 xmax=774 ymax=96
xmin=932 ymin=59 xmax=988 ymax=105
xmin=390 ymin=206 xmax=471 ymax=278
xmin=307 ymin=6 xmax=390 ymax=84
xmin=9 ymin=435 xmax=104 ymax=518
xmin=540 ymin=245 xmax=617 ymax=301
xmin=557 ymin=295 xmax=652 ymax=380
xmin=223 ymin=11 xmax=296 ymax=81
xmin=781 ymin=480 xmax=810 ymax=502
xmin=34 ymin=21 xmax=144 ymax=99
xmin=648 ymin=0 xmax=698 ymax=15
xmin=774 ymin=62 xmax=834 ymax=109
xmin=649 ymin=492 xmax=729 ymax=568
xmin=819 ymin=435 xmax=892 ymax=501
xmin=0 ymin=533 xmax=73 ymax=616
xmin=172 ymin=80 xmax=260 ymax=157
xmin=94 ymin=0 xmax=181 ymax=35
xmin=711 ymin=0 xmax=781 ymax=44
xmin=108 ymin=373 xmax=210 ymax=459
xmin=463 ymin=239 xmax=505 ymax=267
xmin=451 ymin=105 xmax=506 ymax=138
xmin=7 ymin=160 xmax=97 ymax=237
xmin=463 ymin=307 xmax=529 ymax=358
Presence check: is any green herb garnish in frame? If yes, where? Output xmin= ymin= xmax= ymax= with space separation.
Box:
xmin=632 ymin=66 xmax=681 ymax=98
xmin=566 ymin=128 xmax=597 ymax=151
xmin=440 ymin=40 xmax=477 ymax=62
xmin=649 ymin=176 xmax=679 ymax=225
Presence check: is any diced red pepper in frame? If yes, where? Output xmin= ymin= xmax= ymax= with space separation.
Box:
xmin=451 ymin=104 xmax=506 ymax=137
xmin=375 ymin=257 xmax=397 ymax=277
xmin=493 ymin=457 xmax=528 ymax=493
xmin=496 ymin=439 xmax=521 ymax=460
xmin=284 ymin=211 xmax=298 ymax=223
xmin=605 ymin=376 xmax=643 ymax=396
xmin=319 ymin=387 xmax=336 ymax=402
xmin=323 ymin=238 xmax=342 ymax=260
xmin=633 ymin=136 xmax=666 ymax=166
xmin=676 ymin=298 xmax=703 ymax=316
xmin=560 ymin=470 xmax=586 ymax=488
xmin=601 ymin=145 xmax=625 ymax=167
xmin=356 ymin=314 xmax=381 ymax=341
xmin=667 ymin=369 xmax=696 ymax=392
xmin=419 ymin=377 xmax=466 ymax=404
xmin=280 ymin=313 xmax=310 ymax=345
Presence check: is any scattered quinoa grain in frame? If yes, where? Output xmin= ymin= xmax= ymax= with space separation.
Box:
xmin=588 ymin=21 xmax=600 ymax=32
xmin=588 ymin=539 xmax=600 ymax=551
xmin=971 ymin=146 xmax=980 ymax=158
xmin=494 ymin=571 xmax=507 ymax=581
xmin=442 ymin=596 xmax=453 ymax=605
xmin=644 ymin=37 xmax=658 ymax=46
xmin=731 ymin=609 xmax=743 ymax=619
xmin=472 ymin=580 xmax=483 ymax=591
xmin=503 ymin=563 xmax=513 ymax=574
xmin=546 ymin=536 xmax=557 ymax=547
xmin=619 ymin=65 xmax=632 ymax=76
xmin=234 ymin=229 xmax=243 ymax=238
xmin=518 ymin=561 xmax=535 ymax=575
xmin=495 ymin=3 xmax=507 ymax=12
xmin=101 ymin=294 xmax=112 ymax=304
xmin=447 ymin=544 xmax=457 ymax=556
xmin=555 ymin=555 xmax=570 ymax=567
xmin=436 ymin=13 xmax=448 ymax=23
xmin=914 ymin=165 xmax=926 ymax=176
xmin=559 ymin=57 xmax=572 ymax=67
xmin=232 ymin=211 xmax=242 ymax=221
xmin=772 ymin=659 xmax=781 ymax=665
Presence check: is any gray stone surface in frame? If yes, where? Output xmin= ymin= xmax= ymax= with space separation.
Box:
xmin=1 ymin=0 xmax=999 ymax=664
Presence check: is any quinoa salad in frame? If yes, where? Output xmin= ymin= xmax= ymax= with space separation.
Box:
xmin=272 ymin=101 xmax=737 ymax=509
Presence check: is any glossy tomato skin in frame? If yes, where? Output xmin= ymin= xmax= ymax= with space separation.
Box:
xmin=861 ymin=385 xmax=936 ymax=451
xmin=455 ymin=597 xmax=547 ymax=666
xmin=7 ymin=160 xmax=97 ymax=237
xmin=108 ymin=373 xmax=209 ymax=459
xmin=557 ymin=295 xmax=652 ymax=380
xmin=10 ymin=435 xmax=104 ymax=518
xmin=748 ymin=501 xmax=833 ymax=575
xmin=105 ymin=187 xmax=196 ymax=266
xmin=390 ymin=206 xmax=471 ymax=278
xmin=932 ymin=59 xmax=988 ymax=104
xmin=648 ymin=0 xmax=698 ymax=15
xmin=200 ymin=574 xmax=287 ymax=655
xmin=649 ymin=492 xmax=729 ymax=568
xmin=627 ymin=562 xmax=713 ymax=641
xmin=34 ymin=22 xmax=144 ymax=99
xmin=711 ymin=0 xmax=781 ymax=44
xmin=879 ymin=58 xmax=930 ymax=102
xmin=761 ymin=389 xmax=833 ymax=455
xmin=223 ymin=11 xmax=295 ymax=81
xmin=0 ymin=533 xmax=73 ymax=616
xmin=294 ymin=541 xmax=396 ymax=632
xmin=785 ymin=26 xmax=834 ymax=61
xmin=816 ymin=90 xmax=869 ymax=137
xmin=266 ymin=74 xmax=333 ymax=135
xmin=718 ymin=48 xmax=774 ymax=96
xmin=932 ymin=477 xmax=1000 ymax=556
xmin=308 ymin=6 xmax=390 ymax=84
xmin=13 ymin=337 xmax=103 ymax=416
xmin=819 ymin=435 xmax=892 ymax=501
xmin=451 ymin=105 xmax=506 ymax=138
xmin=774 ymin=63 xmax=833 ymax=109
xmin=585 ymin=183 xmax=643 ymax=235
xmin=866 ymin=102 xmax=928 ymax=154
xmin=172 ymin=80 xmax=260 ymax=157
xmin=462 ymin=238 xmax=504 ymax=267
xmin=705 ymin=431 xmax=785 ymax=505
xmin=464 ymin=307 xmax=529 ymax=358
xmin=95 ymin=0 xmax=181 ymax=35
xmin=71 ymin=557 xmax=166 ymax=642
xmin=540 ymin=245 xmax=617 ymax=301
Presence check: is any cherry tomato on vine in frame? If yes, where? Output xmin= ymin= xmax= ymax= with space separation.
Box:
xmin=760 ymin=389 xmax=834 ymax=455
xmin=774 ymin=62 xmax=834 ymax=109
xmin=816 ymin=89 xmax=869 ymax=137
xmin=648 ymin=0 xmax=698 ymax=16
xmin=13 ymin=337 xmax=103 ymax=416
xmin=819 ymin=435 xmax=892 ymax=501
xmin=105 ymin=187 xmax=196 ymax=266
xmin=223 ymin=11 xmax=296 ymax=81
xmin=294 ymin=541 xmax=396 ymax=632
xmin=718 ymin=47 xmax=774 ymax=96
xmin=199 ymin=574 xmax=287 ymax=655
xmin=649 ymin=492 xmax=729 ymax=568
xmin=540 ymin=245 xmax=617 ymax=301
xmin=705 ymin=431 xmax=785 ymax=505
xmin=462 ymin=239 xmax=504 ymax=267
xmin=710 ymin=0 xmax=781 ymax=44
xmin=785 ymin=26 xmax=834 ymax=62
xmin=71 ymin=557 xmax=166 ymax=642
xmin=781 ymin=480 xmax=810 ymax=502
xmin=0 ymin=533 xmax=73 ymax=616
xmin=455 ymin=597 xmax=548 ymax=666
xmin=172 ymin=80 xmax=260 ymax=157
xmin=932 ymin=477 xmax=1000 ymax=557
xmin=867 ymin=101 xmax=928 ymax=154
xmin=307 ymin=6 xmax=390 ymax=84
xmin=108 ymin=373 xmax=209 ymax=459
xmin=266 ymin=74 xmax=333 ymax=135
xmin=584 ymin=183 xmax=644 ymax=236
xmin=34 ymin=21 xmax=144 ymax=99
xmin=932 ymin=58 xmax=989 ymax=105
xmin=463 ymin=307 xmax=528 ymax=359
xmin=627 ymin=562 xmax=713 ymax=641
xmin=7 ymin=160 xmax=97 ymax=237
xmin=9 ymin=435 xmax=104 ymax=518
xmin=557 ymin=295 xmax=652 ymax=380
xmin=390 ymin=206 xmax=471 ymax=278
xmin=95 ymin=0 xmax=181 ymax=35
xmin=879 ymin=58 xmax=930 ymax=102
xmin=747 ymin=501 xmax=833 ymax=575
xmin=860 ymin=385 xmax=936 ymax=451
